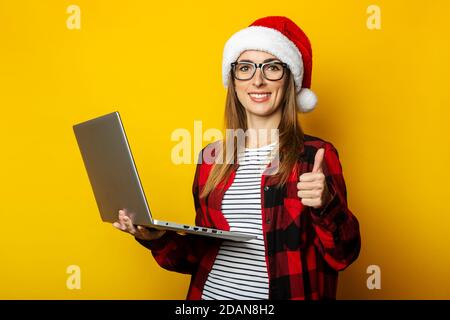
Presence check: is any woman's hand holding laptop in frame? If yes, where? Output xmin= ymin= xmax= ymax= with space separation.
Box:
xmin=113 ymin=209 xmax=166 ymax=240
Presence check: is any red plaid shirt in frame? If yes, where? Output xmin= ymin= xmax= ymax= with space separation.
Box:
xmin=136 ymin=134 xmax=361 ymax=300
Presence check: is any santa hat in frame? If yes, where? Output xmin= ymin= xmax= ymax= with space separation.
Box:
xmin=222 ymin=16 xmax=317 ymax=112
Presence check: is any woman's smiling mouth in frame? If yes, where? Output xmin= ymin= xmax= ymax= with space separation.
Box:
xmin=248 ymin=92 xmax=271 ymax=103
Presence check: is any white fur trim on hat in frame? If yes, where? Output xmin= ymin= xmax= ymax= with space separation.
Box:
xmin=222 ymin=26 xmax=303 ymax=89
xmin=222 ymin=25 xmax=317 ymax=113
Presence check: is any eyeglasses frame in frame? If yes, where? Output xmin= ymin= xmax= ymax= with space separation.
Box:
xmin=231 ymin=61 xmax=289 ymax=81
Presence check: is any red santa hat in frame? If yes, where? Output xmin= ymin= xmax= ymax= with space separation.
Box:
xmin=222 ymin=16 xmax=317 ymax=112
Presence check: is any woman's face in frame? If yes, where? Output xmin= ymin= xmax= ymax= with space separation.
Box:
xmin=234 ymin=50 xmax=287 ymax=118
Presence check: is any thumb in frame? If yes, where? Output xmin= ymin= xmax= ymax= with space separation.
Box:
xmin=312 ymin=148 xmax=325 ymax=173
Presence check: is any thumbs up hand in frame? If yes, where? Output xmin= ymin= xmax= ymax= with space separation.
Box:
xmin=297 ymin=148 xmax=332 ymax=209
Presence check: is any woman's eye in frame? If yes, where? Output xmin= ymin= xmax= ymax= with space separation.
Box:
xmin=239 ymin=66 xmax=249 ymax=72
xmin=268 ymin=65 xmax=280 ymax=71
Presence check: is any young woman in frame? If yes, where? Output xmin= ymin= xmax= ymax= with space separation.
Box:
xmin=113 ymin=16 xmax=361 ymax=300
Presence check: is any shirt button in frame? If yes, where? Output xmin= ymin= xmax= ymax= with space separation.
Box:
xmin=264 ymin=186 xmax=270 ymax=191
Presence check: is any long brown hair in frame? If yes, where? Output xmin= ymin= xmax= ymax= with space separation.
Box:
xmin=200 ymin=69 xmax=304 ymax=199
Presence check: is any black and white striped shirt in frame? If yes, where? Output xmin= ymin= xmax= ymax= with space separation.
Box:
xmin=201 ymin=142 xmax=276 ymax=300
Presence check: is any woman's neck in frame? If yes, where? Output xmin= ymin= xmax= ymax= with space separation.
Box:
xmin=245 ymin=110 xmax=281 ymax=148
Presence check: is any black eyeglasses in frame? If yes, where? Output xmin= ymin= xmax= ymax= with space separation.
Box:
xmin=231 ymin=61 xmax=288 ymax=81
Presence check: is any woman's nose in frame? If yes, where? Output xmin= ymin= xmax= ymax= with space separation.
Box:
xmin=252 ymin=68 xmax=265 ymax=86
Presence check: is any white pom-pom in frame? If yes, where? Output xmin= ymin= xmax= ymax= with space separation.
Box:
xmin=296 ymin=88 xmax=317 ymax=112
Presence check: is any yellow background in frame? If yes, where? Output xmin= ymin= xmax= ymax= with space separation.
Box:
xmin=1 ymin=0 xmax=449 ymax=299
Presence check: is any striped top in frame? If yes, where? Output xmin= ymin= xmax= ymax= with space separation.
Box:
xmin=201 ymin=142 xmax=277 ymax=300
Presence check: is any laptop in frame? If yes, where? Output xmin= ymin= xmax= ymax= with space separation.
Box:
xmin=73 ymin=111 xmax=257 ymax=242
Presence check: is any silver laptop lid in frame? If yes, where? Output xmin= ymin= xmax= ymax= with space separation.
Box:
xmin=73 ymin=112 xmax=153 ymax=226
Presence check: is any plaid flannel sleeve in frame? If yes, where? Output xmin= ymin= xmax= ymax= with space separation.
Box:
xmin=310 ymin=142 xmax=361 ymax=271
xmin=134 ymin=158 xmax=217 ymax=275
